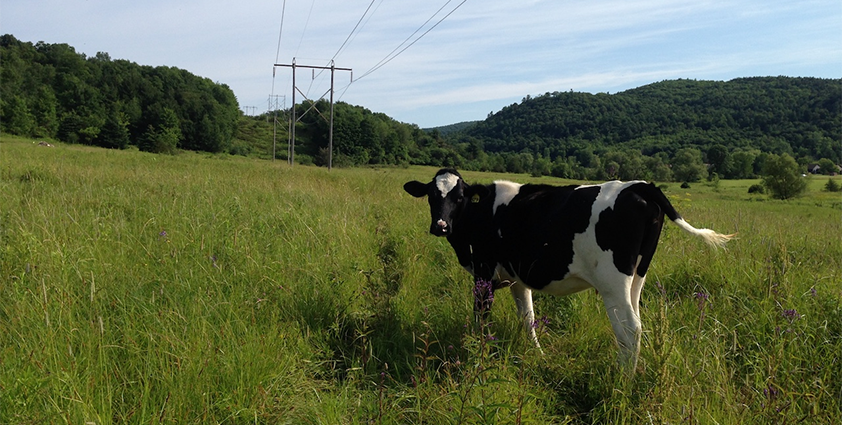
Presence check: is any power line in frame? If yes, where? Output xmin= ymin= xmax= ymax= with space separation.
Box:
xmin=307 ymin=0 xmax=379 ymax=96
xmin=362 ymin=0 xmax=455 ymax=80
xmin=332 ymin=0 xmax=377 ymax=61
xmin=271 ymin=0 xmax=287 ymax=100
xmin=358 ymin=0 xmax=467 ymax=81
xmin=274 ymin=0 xmax=287 ymax=63
xmin=294 ymin=0 xmax=318 ymax=58
xmin=337 ymin=0 xmax=468 ymax=101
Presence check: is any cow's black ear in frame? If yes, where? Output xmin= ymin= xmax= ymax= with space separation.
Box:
xmin=465 ymin=184 xmax=490 ymax=202
xmin=403 ymin=181 xmax=429 ymax=198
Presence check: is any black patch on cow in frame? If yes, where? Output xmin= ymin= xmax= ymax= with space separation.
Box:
xmin=595 ymin=183 xmax=665 ymax=277
xmin=494 ymin=184 xmax=600 ymax=289
xmin=448 ymin=184 xmax=500 ymax=280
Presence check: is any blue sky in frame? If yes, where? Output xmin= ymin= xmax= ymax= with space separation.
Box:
xmin=4 ymin=0 xmax=840 ymax=128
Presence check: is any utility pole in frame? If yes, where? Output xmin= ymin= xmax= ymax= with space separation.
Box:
xmin=274 ymin=58 xmax=352 ymax=170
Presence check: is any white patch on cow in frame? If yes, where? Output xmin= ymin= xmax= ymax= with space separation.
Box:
xmin=435 ymin=173 xmax=460 ymax=198
xmin=492 ymin=180 xmax=523 ymax=215
xmin=537 ymin=180 xmax=647 ymax=297
xmin=582 ymin=180 xmax=642 ymax=220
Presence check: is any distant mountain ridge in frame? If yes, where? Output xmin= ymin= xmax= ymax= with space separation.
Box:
xmin=424 ymin=121 xmax=480 ymax=136
xmin=460 ymin=77 xmax=840 ymax=162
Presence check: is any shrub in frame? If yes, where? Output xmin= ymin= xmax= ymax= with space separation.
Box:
xmin=824 ymin=178 xmax=841 ymax=192
xmin=748 ymin=184 xmax=765 ymax=194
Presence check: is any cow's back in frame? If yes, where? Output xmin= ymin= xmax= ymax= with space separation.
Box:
xmin=491 ymin=181 xmax=653 ymax=292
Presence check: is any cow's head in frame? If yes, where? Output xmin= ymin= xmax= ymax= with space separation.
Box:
xmin=404 ymin=169 xmax=486 ymax=236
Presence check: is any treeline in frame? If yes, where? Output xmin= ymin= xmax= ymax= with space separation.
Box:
xmin=1 ymin=34 xmax=239 ymax=153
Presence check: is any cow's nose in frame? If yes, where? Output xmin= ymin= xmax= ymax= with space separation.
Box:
xmin=431 ymin=219 xmax=448 ymax=235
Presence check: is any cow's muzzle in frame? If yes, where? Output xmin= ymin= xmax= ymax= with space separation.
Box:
xmin=430 ymin=219 xmax=449 ymax=236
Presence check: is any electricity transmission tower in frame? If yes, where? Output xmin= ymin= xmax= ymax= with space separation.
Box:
xmin=274 ymin=58 xmax=352 ymax=170
xmin=267 ymin=95 xmax=286 ymax=162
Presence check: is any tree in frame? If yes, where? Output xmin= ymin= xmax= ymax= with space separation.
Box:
xmin=139 ymin=108 xmax=180 ymax=154
xmin=672 ymin=148 xmax=708 ymax=182
xmin=762 ymin=153 xmax=808 ymax=199
xmin=2 ymin=95 xmax=34 ymax=135
xmin=730 ymin=149 xmax=758 ymax=179
xmin=644 ymin=153 xmax=673 ymax=182
xmin=98 ymin=109 xmax=130 ymax=149
xmin=30 ymin=86 xmax=59 ymax=138
xmin=816 ymin=158 xmax=837 ymax=175
xmin=707 ymin=144 xmax=732 ymax=178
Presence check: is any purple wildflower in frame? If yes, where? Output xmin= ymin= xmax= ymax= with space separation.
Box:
xmin=473 ymin=278 xmax=495 ymax=312
xmin=531 ymin=315 xmax=551 ymax=330
xmin=782 ymin=309 xmax=801 ymax=322
xmin=810 ymin=286 xmax=817 ymax=297
xmin=158 ymin=230 xmax=168 ymax=239
xmin=694 ymin=292 xmax=710 ymax=312
xmin=655 ymin=281 xmax=666 ymax=296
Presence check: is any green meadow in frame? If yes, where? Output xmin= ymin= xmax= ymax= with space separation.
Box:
xmin=1 ymin=136 xmax=840 ymax=424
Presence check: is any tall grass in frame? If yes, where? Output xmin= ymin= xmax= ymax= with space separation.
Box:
xmin=1 ymin=136 xmax=840 ymax=424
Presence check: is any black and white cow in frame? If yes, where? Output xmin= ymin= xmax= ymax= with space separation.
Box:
xmin=404 ymin=168 xmax=733 ymax=368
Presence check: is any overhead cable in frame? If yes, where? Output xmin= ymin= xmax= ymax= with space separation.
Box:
xmin=336 ymin=0 xmax=468 ymax=102
xmin=355 ymin=0 xmax=468 ymax=82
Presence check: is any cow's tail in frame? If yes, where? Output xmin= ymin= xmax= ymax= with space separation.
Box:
xmin=636 ymin=183 xmax=735 ymax=249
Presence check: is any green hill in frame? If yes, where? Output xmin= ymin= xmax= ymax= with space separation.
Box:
xmin=1 ymin=34 xmax=240 ymax=154
xmin=462 ymin=77 xmax=840 ymax=162
xmin=424 ymin=120 xmax=480 ymax=136
xmin=435 ymin=77 xmax=840 ymax=179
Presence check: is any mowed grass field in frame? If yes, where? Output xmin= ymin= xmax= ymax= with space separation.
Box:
xmin=1 ymin=136 xmax=840 ymax=424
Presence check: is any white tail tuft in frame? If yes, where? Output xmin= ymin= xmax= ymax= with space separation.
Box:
xmin=673 ymin=219 xmax=735 ymax=249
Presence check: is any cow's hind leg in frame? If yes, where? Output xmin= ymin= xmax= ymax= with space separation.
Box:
xmin=630 ymin=256 xmax=646 ymax=319
xmin=631 ymin=273 xmax=646 ymax=319
xmin=510 ymin=282 xmax=543 ymax=353
xmin=598 ymin=272 xmax=641 ymax=370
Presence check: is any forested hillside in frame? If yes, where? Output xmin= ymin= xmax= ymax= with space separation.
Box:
xmin=450 ymin=77 xmax=840 ymax=179
xmin=1 ymin=34 xmax=239 ymax=153
xmin=280 ymin=77 xmax=840 ymax=180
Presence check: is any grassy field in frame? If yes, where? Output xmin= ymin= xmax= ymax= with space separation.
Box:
xmin=1 ymin=136 xmax=840 ymax=424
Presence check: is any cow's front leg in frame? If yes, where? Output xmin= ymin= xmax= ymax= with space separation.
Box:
xmin=510 ymin=282 xmax=543 ymax=354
